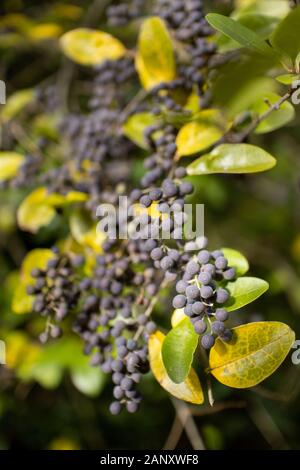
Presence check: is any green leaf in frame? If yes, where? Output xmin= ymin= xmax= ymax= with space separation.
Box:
xmin=275 ymin=73 xmax=300 ymax=84
xmin=123 ymin=112 xmax=159 ymax=149
xmin=149 ymin=331 xmax=204 ymax=404
xmin=221 ymin=248 xmax=249 ymax=276
xmin=0 ymin=151 xmax=25 ymax=181
xmin=176 ymin=110 xmax=227 ymax=157
xmin=209 ymin=321 xmax=295 ymax=388
xmin=217 ymin=14 xmax=279 ymax=52
xmin=171 ymin=309 xmax=186 ymax=328
xmin=270 ymin=5 xmax=300 ymax=65
xmin=251 ymin=92 xmax=295 ymax=134
xmin=162 ymin=318 xmax=198 ymax=384
xmin=136 ymin=17 xmax=176 ymax=90
xmin=187 ymin=144 xmax=276 ymax=176
xmin=206 ymin=13 xmax=277 ymax=57
xmin=1 ymin=89 xmax=34 ymax=121
xmin=60 ymin=28 xmax=126 ymax=66
xmin=70 ymin=364 xmax=105 ymax=397
xmin=29 ymin=363 xmax=64 ymax=389
xmin=225 ymin=277 xmax=269 ymax=312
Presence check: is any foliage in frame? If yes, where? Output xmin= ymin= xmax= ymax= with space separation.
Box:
xmin=0 ymin=0 xmax=300 ymax=451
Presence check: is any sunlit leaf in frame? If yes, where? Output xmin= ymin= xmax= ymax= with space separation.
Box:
xmin=123 ymin=112 xmax=159 ymax=149
xmin=209 ymin=322 xmax=295 ymax=388
xmin=60 ymin=28 xmax=126 ymax=66
xmin=162 ymin=318 xmax=198 ymax=383
xmin=176 ymin=110 xmax=227 ymax=157
xmin=0 ymin=151 xmax=25 ymax=181
xmin=12 ymin=248 xmax=54 ymax=314
xmin=187 ymin=144 xmax=276 ymax=175
xmin=136 ymin=17 xmax=176 ymax=90
xmin=70 ymin=364 xmax=105 ymax=397
xmin=70 ymin=209 xmax=105 ymax=253
xmin=221 ymin=248 xmax=249 ymax=276
xmin=17 ymin=188 xmax=57 ymax=233
xmin=149 ymin=331 xmax=204 ymax=404
xmin=1 ymin=89 xmax=34 ymax=121
xmin=225 ymin=276 xmax=269 ymax=312
xmin=171 ymin=309 xmax=186 ymax=328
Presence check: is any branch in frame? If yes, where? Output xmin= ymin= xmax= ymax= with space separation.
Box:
xmin=171 ymin=398 xmax=206 ymax=450
xmin=228 ymin=87 xmax=297 ymax=143
xmin=163 ymin=414 xmax=184 ymax=450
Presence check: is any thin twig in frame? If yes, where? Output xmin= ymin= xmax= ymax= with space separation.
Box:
xmin=171 ymin=398 xmax=206 ymax=450
xmin=190 ymin=400 xmax=246 ymax=416
xmin=228 ymin=87 xmax=298 ymax=143
xmin=163 ymin=414 xmax=184 ymax=450
xmin=248 ymin=399 xmax=290 ymax=449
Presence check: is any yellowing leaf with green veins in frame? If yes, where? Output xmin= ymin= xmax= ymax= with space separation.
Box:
xmin=250 ymin=92 xmax=295 ymax=134
xmin=60 ymin=28 xmax=126 ymax=66
xmin=17 ymin=188 xmax=57 ymax=233
xmin=12 ymin=248 xmax=54 ymax=314
xmin=209 ymin=322 xmax=295 ymax=388
xmin=136 ymin=17 xmax=176 ymax=90
xmin=276 ymin=73 xmax=300 ymax=85
xmin=225 ymin=276 xmax=269 ymax=312
xmin=0 ymin=152 xmax=25 ymax=181
xmin=1 ymin=89 xmax=34 ymax=121
xmin=176 ymin=110 xmax=227 ymax=157
xmin=123 ymin=112 xmax=159 ymax=149
xmin=221 ymin=248 xmax=249 ymax=276
xmin=171 ymin=309 xmax=186 ymax=328
xmin=149 ymin=331 xmax=204 ymax=404
xmin=162 ymin=317 xmax=198 ymax=383
xmin=187 ymin=144 xmax=276 ymax=175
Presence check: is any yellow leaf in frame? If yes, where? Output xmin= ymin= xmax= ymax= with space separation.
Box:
xmin=17 ymin=188 xmax=57 ymax=233
xmin=12 ymin=283 xmax=34 ymax=314
xmin=176 ymin=110 xmax=227 ymax=157
xmin=64 ymin=191 xmax=88 ymax=203
xmin=70 ymin=210 xmax=105 ymax=253
xmin=21 ymin=248 xmax=54 ymax=283
xmin=5 ymin=331 xmax=41 ymax=369
xmin=12 ymin=248 xmax=54 ymax=314
xmin=0 ymin=152 xmax=25 ymax=181
xmin=149 ymin=331 xmax=204 ymax=404
xmin=171 ymin=309 xmax=186 ymax=328
xmin=17 ymin=188 xmax=88 ymax=233
xmin=60 ymin=28 xmax=126 ymax=66
xmin=1 ymin=89 xmax=34 ymax=121
xmin=136 ymin=17 xmax=176 ymax=90
xmin=27 ymin=23 xmax=63 ymax=41
xmin=209 ymin=321 xmax=295 ymax=388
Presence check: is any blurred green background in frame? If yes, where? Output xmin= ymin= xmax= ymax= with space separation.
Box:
xmin=0 ymin=0 xmax=300 ymax=450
